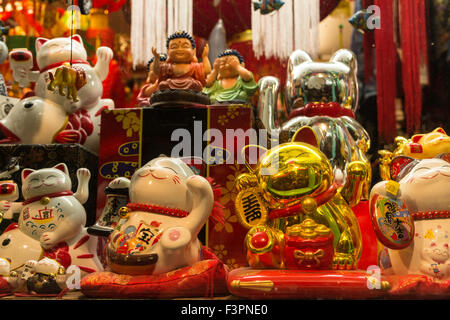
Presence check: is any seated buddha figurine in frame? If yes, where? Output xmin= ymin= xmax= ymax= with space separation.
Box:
xmin=137 ymin=53 xmax=167 ymax=107
xmin=203 ymin=49 xmax=257 ymax=104
xmin=150 ymin=31 xmax=211 ymax=106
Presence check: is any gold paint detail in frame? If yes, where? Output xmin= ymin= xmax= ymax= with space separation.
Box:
xmin=230 ymin=279 xmax=274 ymax=292
xmin=235 ymin=187 xmax=268 ymax=229
xmin=294 ymin=249 xmax=324 ymax=266
xmin=301 ymin=197 xmax=317 ymax=214
xmin=57 ymin=266 xmax=66 ymax=275
xmin=118 ymin=207 xmax=129 ymax=218
xmin=228 ymin=29 xmax=252 ymax=46
xmin=381 ymin=281 xmax=391 ymax=290
xmin=40 ymin=197 xmax=51 ymax=205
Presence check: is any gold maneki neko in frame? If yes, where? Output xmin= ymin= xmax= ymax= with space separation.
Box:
xmin=379 ymin=127 xmax=450 ymax=180
xmin=235 ymin=126 xmax=368 ymax=270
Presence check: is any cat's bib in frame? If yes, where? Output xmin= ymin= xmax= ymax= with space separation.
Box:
xmin=20 ymin=196 xmax=73 ymax=239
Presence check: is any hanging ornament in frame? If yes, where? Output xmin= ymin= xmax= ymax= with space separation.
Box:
xmin=47 ymin=1 xmax=87 ymax=103
xmin=349 ymin=10 xmax=372 ymax=33
xmin=374 ymin=0 xmax=397 ymax=144
xmin=253 ymin=0 xmax=285 ymax=15
xmin=208 ymin=19 xmax=228 ymax=65
xmin=47 ymin=62 xmax=87 ymax=102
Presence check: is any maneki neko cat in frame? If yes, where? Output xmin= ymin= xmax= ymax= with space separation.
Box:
xmin=0 ymin=163 xmax=102 ymax=278
xmin=257 ymin=49 xmax=371 ymax=193
xmin=378 ymin=127 xmax=450 ymax=180
xmin=370 ymin=154 xmax=450 ymax=280
xmin=106 ymin=156 xmax=217 ymax=275
xmin=235 ymin=126 xmax=367 ymax=270
xmin=0 ymin=96 xmax=94 ymax=148
xmin=6 ymin=34 xmax=114 ymax=153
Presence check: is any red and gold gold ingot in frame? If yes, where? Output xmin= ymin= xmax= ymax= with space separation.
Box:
xmin=284 ymin=219 xmax=334 ymax=270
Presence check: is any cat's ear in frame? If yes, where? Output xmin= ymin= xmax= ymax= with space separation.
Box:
xmin=291 ymin=126 xmax=319 ymax=148
xmin=35 ymin=37 xmax=48 ymax=52
xmin=22 ymin=169 xmax=35 ymax=181
xmin=53 ymin=163 xmax=69 ymax=175
xmin=71 ymin=34 xmax=83 ymax=45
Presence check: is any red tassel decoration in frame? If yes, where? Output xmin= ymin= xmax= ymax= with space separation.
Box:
xmin=400 ymin=0 xmax=427 ymax=135
xmin=362 ymin=0 xmax=375 ymax=84
xmin=374 ymin=0 xmax=398 ymax=143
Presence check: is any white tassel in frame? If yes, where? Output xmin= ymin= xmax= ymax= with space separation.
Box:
xmin=131 ymin=0 xmax=193 ymax=68
xmin=131 ymin=0 xmax=144 ymax=68
xmin=168 ymin=0 xmax=174 ymax=36
xmin=156 ymin=0 xmax=167 ymax=54
xmin=251 ymin=0 xmax=319 ymax=60
xmin=310 ymin=0 xmax=320 ymax=59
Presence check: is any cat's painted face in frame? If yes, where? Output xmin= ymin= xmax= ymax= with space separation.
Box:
xmin=395 ymin=157 xmax=450 ymax=212
xmin=35 ymin=35 xmax=87 ymax=70
xmin=21 ymin=163 xmax=72 ymax=200
xmin=424 ymin=242 xmax=449 ymax=263
xmin=129 ymin=158 xmax=195 ymax=211
xmin=401 ymin=159 xmax=450 ymax=186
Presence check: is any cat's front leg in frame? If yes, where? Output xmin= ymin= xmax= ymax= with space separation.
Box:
xmin=160 ymin=226 xmax=192 ymax=251
xmin=40 ymin=216 xmax=85 ymax=249
xmin=94 ymin=46 xmax=113 ymax=82
xmin=40 ymin=232 xmax=63 ymax=249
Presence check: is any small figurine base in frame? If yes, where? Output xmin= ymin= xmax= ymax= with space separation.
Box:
xmin=227 ymin=268 xmax=391 ymax=299
xmin=150 ymin=89 xmax=211 ymax=107
xmin=209 ymin=99 xmax=248 ymax=106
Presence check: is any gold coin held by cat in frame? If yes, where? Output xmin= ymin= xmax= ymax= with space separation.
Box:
xmin=40 ymin=197 xmax=51 ymax=205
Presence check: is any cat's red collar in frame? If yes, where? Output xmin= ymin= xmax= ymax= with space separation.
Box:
xmin=126 ymin=203 xmax=189 ymax=218
xmin=40 ymin=60 xmax=91 ymax=73
xmin=23 ymin=191 xmax=74 ymax=205
xmin=411 ymin=211 xmax=450 ymax=220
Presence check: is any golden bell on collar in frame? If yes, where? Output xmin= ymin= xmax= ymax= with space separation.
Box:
xmin=40 ymin=196 xmax=51 ymax=205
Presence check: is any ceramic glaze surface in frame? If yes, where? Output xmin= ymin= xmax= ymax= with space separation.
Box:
xmin=7 ymin=34 xmax=114 ymax=153
xmin=370 ymin=157 xmax=450 ymax=280
xmin=0 ymin=164 xmax=102 ymax=276
xmin=106 ymin=157 xmax=214 ymax=275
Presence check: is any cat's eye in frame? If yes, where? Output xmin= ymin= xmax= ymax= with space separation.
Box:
xmin=414 ymin=167 xmax=430 ymax=171
xmin=30 ymin=178 xmax=39 ymax=183
xmin=164 ymin=167 xmax=178 ymax=174
xmin=46 ymin=175 xmax=56 ymax=179
xmin=1 ymin=238 xmax=10 ymax=247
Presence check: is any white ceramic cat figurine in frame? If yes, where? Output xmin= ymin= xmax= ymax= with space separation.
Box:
xmin=1 ymin=163 xmax=90 ymax=249
xmin=9 ymin=35 xmax=114 ymax=152
xmin=370 ymin=156 xmax=450 ymax=280
xmin=106 ymin=157 xmax=214 ymax=275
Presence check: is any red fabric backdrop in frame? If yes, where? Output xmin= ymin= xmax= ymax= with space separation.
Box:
xmin=193 ymin=0 xmax=341 ymax=39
